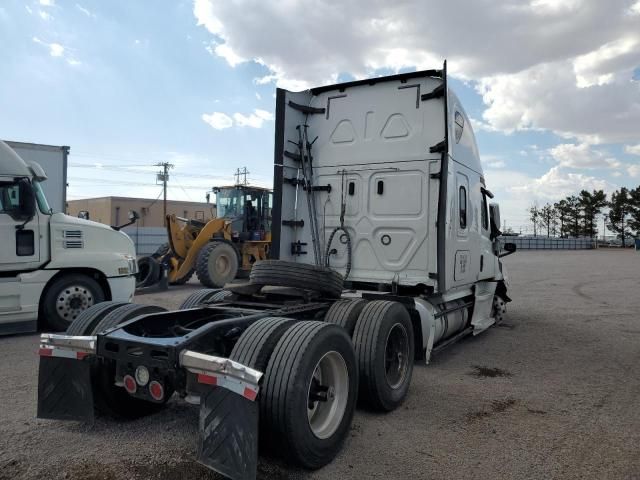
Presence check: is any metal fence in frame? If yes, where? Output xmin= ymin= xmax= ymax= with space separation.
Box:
xmin=500 ymin=236 xmax=596 ymax=250
xmin=122 ymin=226 xmax=168 ymax=256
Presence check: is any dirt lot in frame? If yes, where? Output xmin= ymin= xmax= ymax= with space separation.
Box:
xmin=1 ymin=250 xmax=639 ymax=480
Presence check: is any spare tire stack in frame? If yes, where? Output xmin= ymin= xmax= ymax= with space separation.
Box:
xmin=249 ymin=260 xmax=343 ymax=298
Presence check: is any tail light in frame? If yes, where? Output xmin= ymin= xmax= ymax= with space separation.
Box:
xmin=123 ymin=375 xmax=137 ymax=394
xmin=149 ymin=380 xmax=164 ymax=401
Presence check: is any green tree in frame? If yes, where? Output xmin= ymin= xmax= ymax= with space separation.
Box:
xmin=578 ymin=189 xmax=607 ymax=240
xmin=554 ymin=199 xmax=572 ymax=238
xmin=608 ymin=188 xmax=634 ymax=247
xmin=565 ymin=195 xmax=582 ymax=237
xmin=528 ymin=205 xmax=541 ymax=236
xmin=539 ymin=203 xmax=558 ymax=237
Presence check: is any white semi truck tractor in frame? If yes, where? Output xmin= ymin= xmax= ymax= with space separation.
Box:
xmin=36 ymin=63 xmax=516 ymax=480
xmin=0 ymin=141 xmax=137 ymax=334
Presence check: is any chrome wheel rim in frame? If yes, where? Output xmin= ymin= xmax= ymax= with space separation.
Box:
xmin=56 ymin=285 xmax=95 ymax=322
xmin=307 ymin=350 xmax=349 ymax=439
xmin=385 ymin=323 xmax=409 ymax=389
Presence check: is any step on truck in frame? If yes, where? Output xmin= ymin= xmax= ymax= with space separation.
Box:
xmin=0 ymin=141 xmax=138 ymax=334
xmin=37 ymin=62 xmax=516 ymax=480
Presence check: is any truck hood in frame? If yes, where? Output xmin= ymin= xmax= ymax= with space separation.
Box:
xmin=50 ymin=213 xmax=136 ymax=258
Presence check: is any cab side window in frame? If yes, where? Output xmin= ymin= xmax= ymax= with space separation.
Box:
xmin=459 ymin=186 xmax=467 ymax=229
xmin=481 ymin=190 xmax=489 ymax=231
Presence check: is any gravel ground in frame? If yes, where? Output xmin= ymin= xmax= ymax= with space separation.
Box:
xmin=1 ymin=250 xmax=639 ymax=480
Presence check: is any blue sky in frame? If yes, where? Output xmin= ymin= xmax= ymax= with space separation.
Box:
xmin=0 ymin=0 xmax=639 ymax=232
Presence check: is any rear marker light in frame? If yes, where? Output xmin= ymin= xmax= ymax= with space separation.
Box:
xmin=135 ymin=365 xmax=150 ymax=386
xmin=149 ymin=381 xmax=164 ymax=401
xmin=123 ymin=375 xmax=137 ymax=394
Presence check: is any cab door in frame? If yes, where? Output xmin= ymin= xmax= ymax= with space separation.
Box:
xmin=0 ymin=180 xmax=41 ymax=271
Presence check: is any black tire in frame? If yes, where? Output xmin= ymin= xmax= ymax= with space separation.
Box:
xmin=42 ymin=273 xmax=106 ymax=331
xmin=136 ymin=256 xmax=160 ymax=288
xmin=151 ymin=242 xmax=170 ymax=259
xmin=90 ymin=303 xmax=169 ymax=419
xmin=230 ymin=317 xmax=295 ymax=372
xmin=352 ymin=301 xmax=414 ymax=412
xmin=65 ymin=301 xmax=129 ymax=335
xmin=179 ymin=288 xmax=222 ymax=310
xmin=250 ymin=260 xmax=344 ymax=298
xmin=196 ymin=241 xmax=239 ymax=288
xmin=261 ymin=321 xmax=357 ymax=469
xmin=93 ymin=303 xmax=167 ymax=334
xmin=324 ymin=299 xmax=367 ymax=335
xmin=208 ymin=290 xmax=232 ymax=303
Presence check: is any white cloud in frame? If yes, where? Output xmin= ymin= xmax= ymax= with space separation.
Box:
xmin=549 ymin=143 xmax=620 ymax=169
xmin=193 ymin=0 xmax=640 ymax=144
xmin=255 ymin=92 xmax=261 ymax=100
xmin=628 ymin=164 xmax=640 ymax=177
xmin=512 ymin=166 xmax=613 ymax=200
xmin=39 ymin=0 xmax=55 ymax=6
xmin=202 ymin=109 xmax=274 ymax=130
xmin=32 ymin=37 xmax=64 ymax=57
xmin=625 ymin=144 xmax=640 ymax=155
xmin=38 ymin=10 xmax=53 ymax=21
xmin=75 ymin=4 xmax=95 ymax=18
xmin=25 ymin=5 xmax=33 ymax=14
xmin=477 ymin=62 xmax=640 ymax=143
xmin=201 ymin=112 xmax=233 ymax=130
xmin=233 ymin=109 xmax=274 ymax=128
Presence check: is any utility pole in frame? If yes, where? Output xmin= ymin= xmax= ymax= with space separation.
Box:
xmin=602 ymin=214 xmax=607 ymax=243
xmin=156 ymin=162 xmax=174 ymax=225
xmin=234 ymin=167 xmax=249 ymax=186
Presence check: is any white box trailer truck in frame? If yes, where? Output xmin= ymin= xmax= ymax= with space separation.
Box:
xmin=4 ymin=141 xmax=68 ymax=214
xmin=36 ymin=63 xmax=516 ymax=480
xmin=0 ymin=141 xmax=137 ymax=334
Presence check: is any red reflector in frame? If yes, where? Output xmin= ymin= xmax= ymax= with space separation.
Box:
xmin=38 ymin=348 xmax=53 ymax=357
xmin=149 ymin=381 xmax=164 ymax=401
xmin=243 ymin=387 xmax=257 ymax=401
xmin=76 ymin=352 xmax=89 ymax=360
xmin=197 ymin=374 xmax=217 ymax=386
xmin=123 ymin=375 xmax=137 ymax=394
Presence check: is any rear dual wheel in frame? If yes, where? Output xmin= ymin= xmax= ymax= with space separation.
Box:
xmin=231 ymin=318 xmax=358 ymax=469
xmin=327 ymin=299 xmax=415 ymax=412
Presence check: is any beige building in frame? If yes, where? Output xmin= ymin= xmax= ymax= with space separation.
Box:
xmin=67 ymin=196 xmax=216 ymax=227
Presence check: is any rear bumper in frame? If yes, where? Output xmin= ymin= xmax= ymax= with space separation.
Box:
xmin=37 ymin=332 xmax=262 ymax=479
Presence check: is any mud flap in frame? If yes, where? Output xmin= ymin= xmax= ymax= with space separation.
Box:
xmin=37 ymin=356 xmax=94 ymax=423
xmin=197 ymin=387 xmax=258 ymax=480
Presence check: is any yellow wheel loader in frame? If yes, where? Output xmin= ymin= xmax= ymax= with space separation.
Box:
xmin=137 ymin=185 xmax=272 ymax=289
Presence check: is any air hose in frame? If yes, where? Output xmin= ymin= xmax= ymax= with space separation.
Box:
xmin=324 ymin=170 xmax=352 ymax=279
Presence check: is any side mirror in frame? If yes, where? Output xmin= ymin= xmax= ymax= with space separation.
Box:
xmin=504 ymin=242 xmax=517 ymax=253
xmin=16 ymin=178 xmax=36 ymax=222
xmin=128 ymin=210 xmax=140 ymax=222
xmin=499 ymin=242 xmax=517 ymax=258
xmin=489 ymin=203 xmax=501 ymax=240
xmin=78 ymin=210 xmax=90 ymax=220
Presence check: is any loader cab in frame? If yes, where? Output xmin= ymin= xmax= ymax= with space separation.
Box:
xmin=214 ymin=185 xmax=273 ymax=240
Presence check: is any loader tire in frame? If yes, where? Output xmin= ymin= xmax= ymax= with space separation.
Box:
xmin=195 ymin=241 xmax=239 ymax=288
xmin=179 ymin=289 xmax=222 ymax=310
xmin=324 ymin=299 xmax=368 ymax=335
xmin=90 ymin=304 xmax=169 ymax=419
xmin=352 ymin=301 xmax=414 ymax=412
xmin=250 ymin=260 xmax=344 ymax=298
xmin=151 ymin=242 xmax=170 ymax=259
xmin=136 ymin=256 xmax=160 ymax=288
xmin=66 ymin=301 xmax=129 ymax=336
xmin=261 ymin=321 xmax=357 ymax=469
xmin=230 ymin=317 xmax=295 ymax=373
